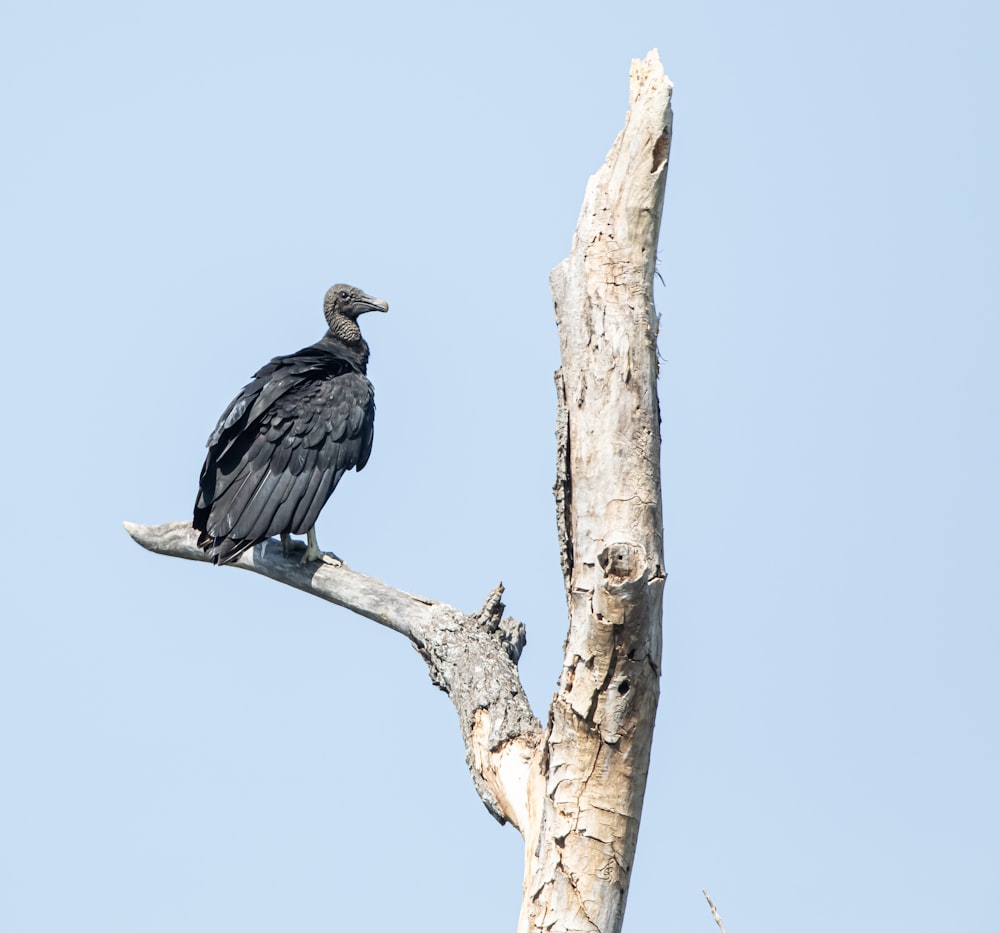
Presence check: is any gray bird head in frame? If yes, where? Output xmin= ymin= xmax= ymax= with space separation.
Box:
xmin=323 ymin=284 xmax=389 ymax=333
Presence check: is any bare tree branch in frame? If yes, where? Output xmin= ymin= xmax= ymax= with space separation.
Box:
xmin=124 ymin=520 xmax=542 ymax=829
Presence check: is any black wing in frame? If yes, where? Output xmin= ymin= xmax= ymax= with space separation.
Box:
xmin=193 ymin=348 xmax=375 ymax=564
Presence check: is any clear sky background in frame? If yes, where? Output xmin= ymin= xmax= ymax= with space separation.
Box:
xmin=2 ymin=1 xmax=997 ymax=931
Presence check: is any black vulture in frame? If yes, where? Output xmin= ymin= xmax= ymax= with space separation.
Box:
xmin=193 ymin=284 xmax=388 ymax=565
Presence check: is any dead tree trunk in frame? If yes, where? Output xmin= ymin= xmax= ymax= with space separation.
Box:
xmin=521 ymin=50 xmax=671 ymax=933
xmin=126 ymin=49 xmax=672 ymax=933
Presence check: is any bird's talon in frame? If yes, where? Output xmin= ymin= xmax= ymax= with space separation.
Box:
xmin=300 ymin=546 xmax=323 ymax=565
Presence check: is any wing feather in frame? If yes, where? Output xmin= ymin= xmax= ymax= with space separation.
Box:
xmin=193 ymin=340 xmax=376 ymax=564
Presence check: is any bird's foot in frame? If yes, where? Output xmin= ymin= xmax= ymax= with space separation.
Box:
xmin=299 ymin=545 xmax=343 ymax=567
xmin=301 ymin=526 xmax=323 ymax=564
xmin=299 ymin=527 xmax=344 ymax=567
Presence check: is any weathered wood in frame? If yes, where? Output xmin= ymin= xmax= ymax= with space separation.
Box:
xmin=124 ymin=520 xmax=541 ymax=829
xmin=125 ymin=47 xmax=672 ymax=933
xmin=519 ymin=49 xmax=671 ymax=933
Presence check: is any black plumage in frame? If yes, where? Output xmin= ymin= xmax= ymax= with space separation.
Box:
xmin=193 ymin=284 xmax=388 ymax=565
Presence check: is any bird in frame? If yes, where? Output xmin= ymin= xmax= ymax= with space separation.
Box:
xmin=193 ymin=284 xmax=388 ymax=565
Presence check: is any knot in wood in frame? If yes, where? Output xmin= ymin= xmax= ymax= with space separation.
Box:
xmin=598 ymin=542 xmax=646 ymax=586
xmin=593 ymin=543 xmax=651 ymax=625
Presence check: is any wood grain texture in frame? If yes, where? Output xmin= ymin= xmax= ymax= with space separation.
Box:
xmin=519 ymin=49 xmax=672 ymax=933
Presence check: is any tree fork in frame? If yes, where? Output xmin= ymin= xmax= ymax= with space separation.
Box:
xmin=126 ymin=48 xmax=672 ymax=933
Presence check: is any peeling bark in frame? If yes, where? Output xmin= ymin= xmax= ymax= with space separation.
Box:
xmin=125 ymin=47 xmax=671 ymax=933
xmin=519 ymin=50 xmax=671 ymax=933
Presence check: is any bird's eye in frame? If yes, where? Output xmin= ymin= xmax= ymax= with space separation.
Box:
xmin=339 ymin=290 xmax=348 ymax=299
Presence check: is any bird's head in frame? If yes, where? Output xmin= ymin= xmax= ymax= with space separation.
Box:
xmin=323 ymin=284 xmax=389 ymax=333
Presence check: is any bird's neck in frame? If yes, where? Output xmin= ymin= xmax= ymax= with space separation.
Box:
xmin=316 ymin=329 xmax=369 ymax=372
xmin=328 ymin=314 xmax=362 ymax=345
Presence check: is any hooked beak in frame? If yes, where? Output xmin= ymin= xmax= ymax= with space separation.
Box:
xmin=360 ymin=294 xmax=389 ymax=314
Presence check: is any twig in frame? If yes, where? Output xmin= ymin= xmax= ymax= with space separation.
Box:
xmin=702 ymin=890 xmax=727 ymax=933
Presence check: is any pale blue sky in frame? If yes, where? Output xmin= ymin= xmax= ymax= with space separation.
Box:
xmin=2 ymin=1 xmax=998 ymax=931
